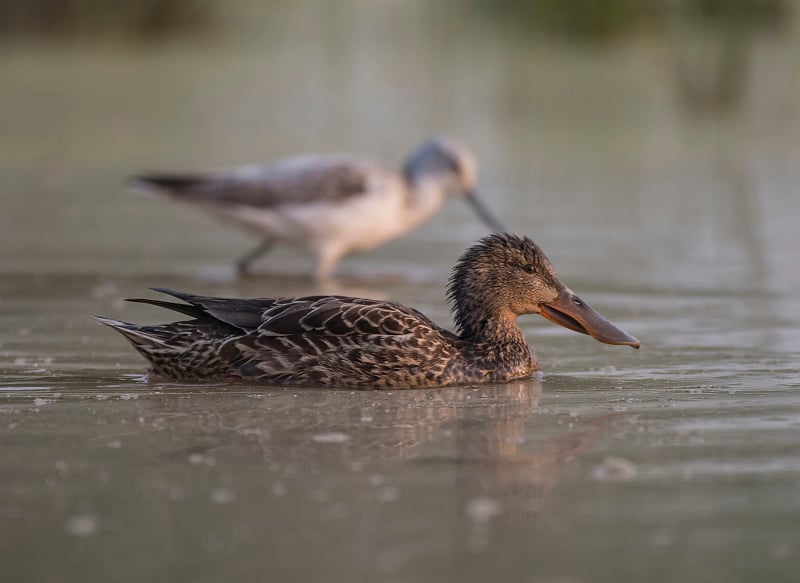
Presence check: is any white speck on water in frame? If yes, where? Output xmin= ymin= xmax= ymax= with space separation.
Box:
xmin=271 ymin=481 xmax=287 ymax=496
xmin=601 ymin=365 xmax=617 ymax=374
xmin=310 ymin=488 xmax=330 ymax=502
xmin=64 ymin=514 xmax=98 ymax=537
xmin=770 ymin=541 xmax=792 ymax=559
xmin=210 ymin=487 xmax=236 ymax=504
xmin=32 ymin=398 xmax=52 ymax=407
xmin=311 ymin=432 xmax=350 ymax=444
xmin=106 ymin=440 xmax=122 ymax=449
xmin=327 ymin=502 xmax=347 ymax=518
xmin=360 ymin=414 xmax=374 ymax=423
xmin=376 ymin=486 xmax=399 ymax=503
xmin=95 ymin=394 xmax=109 ymax=400
xmin=368 ymin=473 xmax=385 ymax=487
xmin=592 ymin=457 xmax=637 ymax=481
xmin=119 ymin=393 xmax=138 ymax=400
xmin=91 ymin=281 xmax=119 ymax=299
xmin=188 ymin=453 xmax=215 ymax=466
xmin=465 ymin=496 xmax=502 ymax=524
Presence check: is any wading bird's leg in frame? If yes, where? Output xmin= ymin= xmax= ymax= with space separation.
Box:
xmin=236 ymin=239 xmax=274 ymax=276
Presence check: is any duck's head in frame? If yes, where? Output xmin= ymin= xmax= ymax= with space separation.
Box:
xmin=447 ymin=233 xmax=640 ymax=348
xmin=403 ymin=137 xmax=505 ymax=232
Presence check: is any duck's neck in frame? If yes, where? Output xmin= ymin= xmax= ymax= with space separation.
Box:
xmin=454 ymin=304 xmax=518 ymax=341
xmin=449 ymin=316 xmax=537 ymax=383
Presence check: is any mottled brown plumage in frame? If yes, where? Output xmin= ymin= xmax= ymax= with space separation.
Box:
xmin=95 ymin=234 xmax=639 ymax=388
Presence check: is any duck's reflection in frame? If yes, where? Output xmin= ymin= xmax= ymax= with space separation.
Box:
xmin=152 ymin=380 xmax=632 ymax=525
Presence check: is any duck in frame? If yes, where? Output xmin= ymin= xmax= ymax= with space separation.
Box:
xmin=95 ymin=234 xmax=639 ymax=388
xmin=130 ymin=136 xmax=504 ymax=280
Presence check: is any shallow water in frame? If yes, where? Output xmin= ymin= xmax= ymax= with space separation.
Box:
xmin=2 ymin=4 xmax=800 ymax=582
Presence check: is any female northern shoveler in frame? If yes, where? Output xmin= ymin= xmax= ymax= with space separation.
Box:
xmin=95 ymin=234 xmax=639 ymax=388
xmin=130 ymin=137 xmax=504 ymax=280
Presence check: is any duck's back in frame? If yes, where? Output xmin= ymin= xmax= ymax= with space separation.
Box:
xmin=220 ymin=295 xmax=461 ymax=388
xmin=103 ymin=289 xmax=462 ymax=388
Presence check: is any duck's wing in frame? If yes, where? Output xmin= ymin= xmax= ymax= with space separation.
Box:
xmin=130 ymin=156 xmax=381 ymax=208
xmin=218 ymin=296 xmax=459 ymax=387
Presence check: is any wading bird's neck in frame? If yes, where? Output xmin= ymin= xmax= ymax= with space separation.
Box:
xmin=402 ymin=177 xmax=449 ymax=226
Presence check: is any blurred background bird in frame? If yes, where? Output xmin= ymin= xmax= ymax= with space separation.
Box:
xmin=130 ymin=137 xmax=505 ymax=280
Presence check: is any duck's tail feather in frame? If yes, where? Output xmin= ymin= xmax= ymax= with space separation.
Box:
xmin=92 ymin=316 xmax=170 ymax=348
xmin=92 ymin=316 xmax=231 ymax=381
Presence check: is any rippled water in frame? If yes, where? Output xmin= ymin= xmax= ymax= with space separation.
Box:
xmin=2 ymin=4 xmax=800 ymax=581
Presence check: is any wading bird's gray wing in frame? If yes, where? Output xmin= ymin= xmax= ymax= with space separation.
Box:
xmin=131 ymin=156 xmax=380 ymax=208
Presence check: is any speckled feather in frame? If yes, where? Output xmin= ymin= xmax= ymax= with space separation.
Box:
xmin=96 ymin=234 xmax=639 ymax=388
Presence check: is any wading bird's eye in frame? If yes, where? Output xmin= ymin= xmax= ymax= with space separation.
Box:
xmin=523 ymin=264 xmax=535 ymax=274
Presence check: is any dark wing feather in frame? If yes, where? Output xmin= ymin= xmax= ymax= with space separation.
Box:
xmin=255 ymin=296 xmax=442 ymax=337
xmin=217 ymin=296 xmax=459 ymax=387
xmin=131 ymin=156 xmax=377 ymax=207
xmin=150 ymin=288 xmax=278 ymax=330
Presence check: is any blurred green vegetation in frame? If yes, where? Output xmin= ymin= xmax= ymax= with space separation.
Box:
xmin=476 ymin=0 xmax=789 ymax=41
xmin=0 ymin=0 xmax=216 ymax=38
xmin=0 ymin=0 xmax=790 ymax=41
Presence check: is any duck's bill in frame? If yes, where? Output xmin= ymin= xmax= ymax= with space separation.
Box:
xmin=465 ymin=190 xmax=506 ymax=233
xmin=540 ymin=288 xmax=640 ymax=348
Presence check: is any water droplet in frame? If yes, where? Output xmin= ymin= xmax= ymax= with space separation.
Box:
xmin=65 ymin=514 xmax=98 ymax=537
xmin=210 ymin=487 xmax=235 ymax=504
xmin=592 ymin=457 xmax=637 ymax=481
xmin=465 ymin=496 xmax=501 ymax=523
xmin=311 ymin=432 xmax=350 ymax=444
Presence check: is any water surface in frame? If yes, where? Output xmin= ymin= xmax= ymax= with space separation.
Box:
xmin=2 ymin=5 xmax=800 ymax=581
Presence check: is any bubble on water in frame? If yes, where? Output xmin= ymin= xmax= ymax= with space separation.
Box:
xmin=770 ymin=541 xmax=792 ymax=559
xmin=311 ymin=432 xmax=350 ymax=444
xmin=465 ymin=496 xmax=502 ymax=524
xmin=188 ymin=453 xmax=215 ymax=466
xmin=65 ymin=514 xmax=98 ymax=537
xmin=32 ymin=398 xmax=52 ymax=407
xmin=210 ymin=487 xmax=235 ymax=504
xmin=310 ymin=488 xmax=330 ymax=502
xmin=592 ymin=457 xmax=637 ymax=481
xmin=91 ymin=281 xmax=120 ymax=299
xmin=118 ymin=393 xmax=138 ymax=400
xmin=376 ymin=486 xmax=399 ymax=503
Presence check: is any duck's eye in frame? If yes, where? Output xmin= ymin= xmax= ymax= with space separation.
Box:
xmin=523 ymin=264 xmax=535 ymax=274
